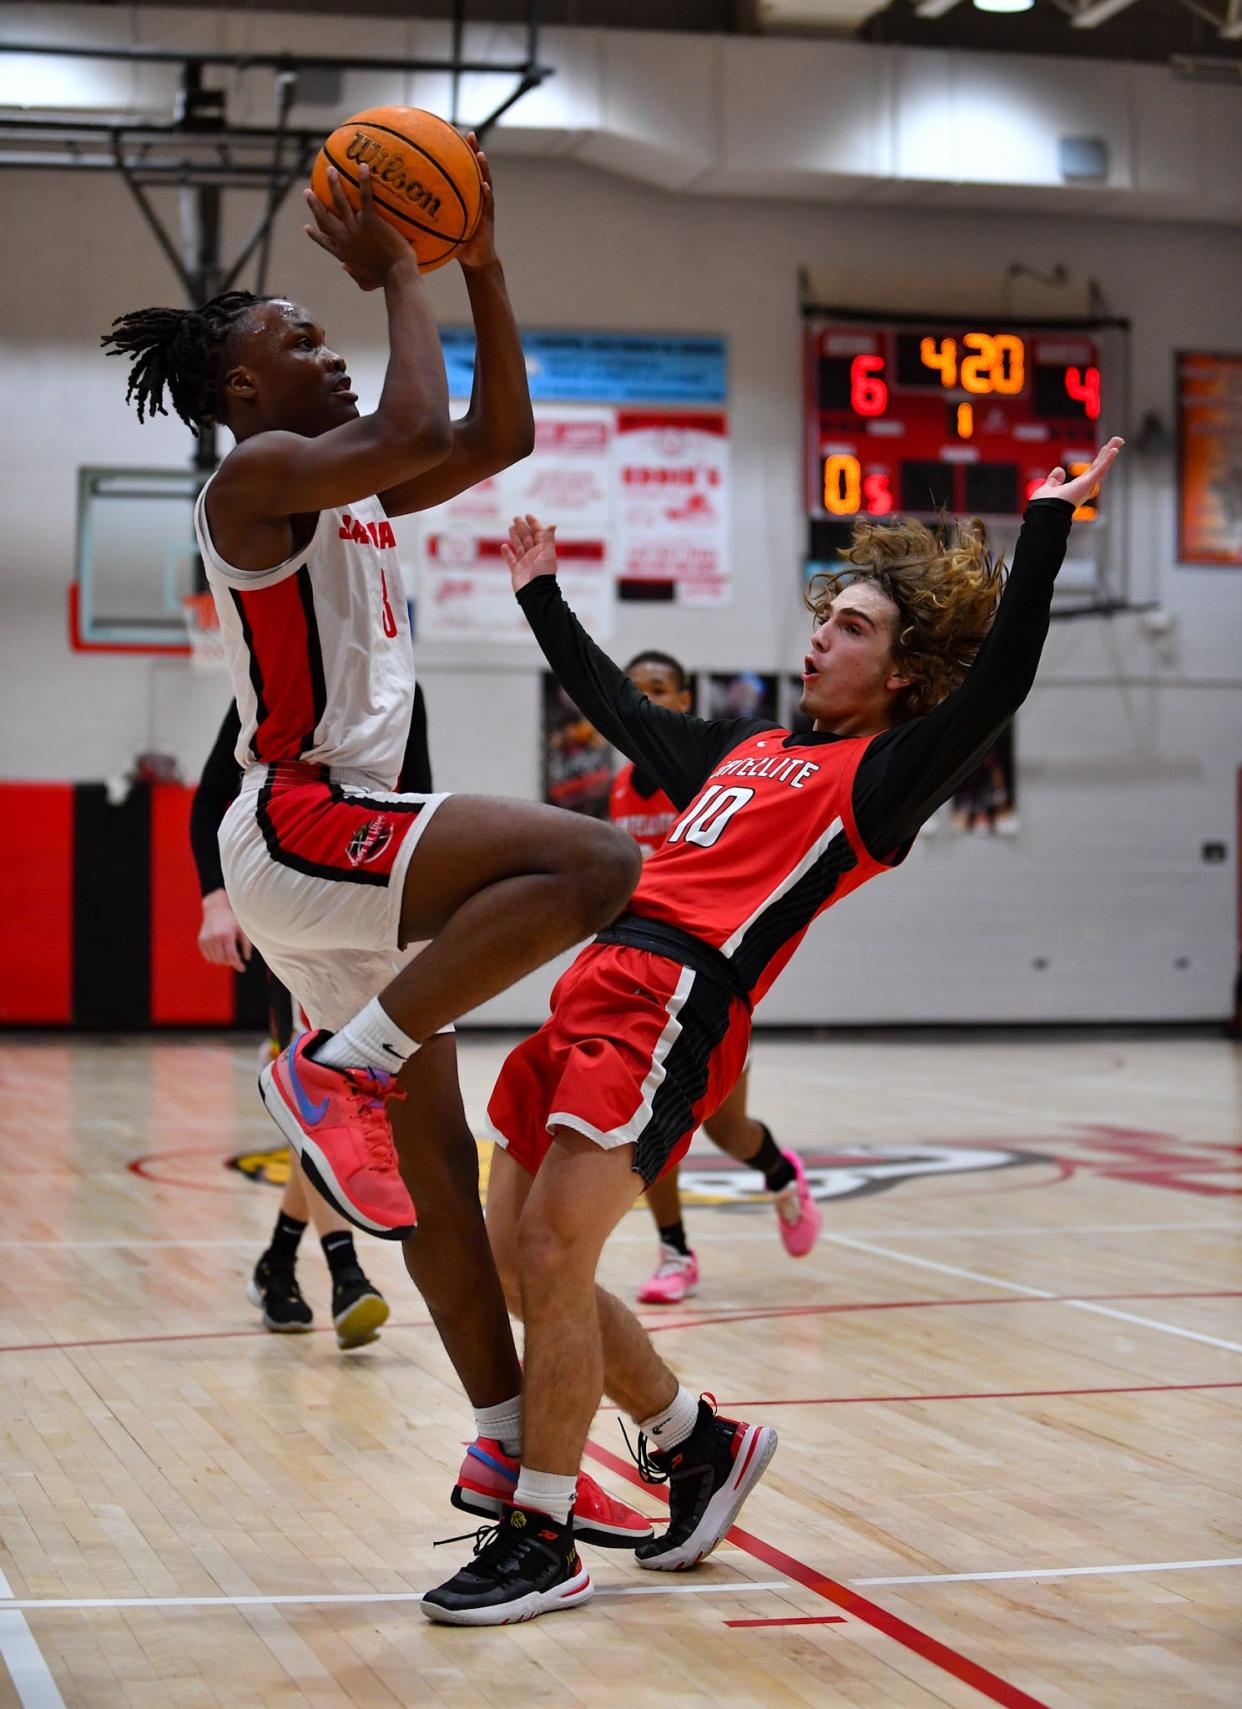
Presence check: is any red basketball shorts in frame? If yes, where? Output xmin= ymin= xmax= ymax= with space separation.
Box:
xmin=487 ymin=943 xmax=751 ymax=1185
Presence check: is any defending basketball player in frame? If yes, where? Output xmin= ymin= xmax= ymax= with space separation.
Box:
xmin=421 ymin=440 xmax=1123 ymax=1624
xmin=103 ymin=141 xmax=650 ymax=1552
xmin=611 ymin=651 xmax=821 ymax=1305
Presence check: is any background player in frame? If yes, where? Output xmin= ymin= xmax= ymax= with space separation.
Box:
xmin=104 ymin=142 xmax=648 ymax=1551
xmin=610 ymin=650 xmax=820 ymax=1304
xmin=191 ymin=684 xmax=432 ymax=1346
xmin=422 ymin=442 xmax=1123 ymax=1626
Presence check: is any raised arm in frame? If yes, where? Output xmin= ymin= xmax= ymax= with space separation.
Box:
xmin=378 ymin=139 xmax=535 ymax=517
xmin=854 ymin=439 xmax=1123 ymax=857
xmin=506 ymin=516 xmax=770 ymax=809
xmin=208 ymin=163 xmax=452 ymax=540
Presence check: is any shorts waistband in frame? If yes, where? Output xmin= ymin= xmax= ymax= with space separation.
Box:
xmin=594 ymin=913 xmax=753 ymax=1012
xmin=239 ymin=760 xmax=399 ymax=795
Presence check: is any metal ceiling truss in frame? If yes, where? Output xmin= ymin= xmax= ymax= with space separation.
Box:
xmin=0 ymin=2 xmax=552 ymax=303
xmin=914 ymin=0 xmax=1241 ymax=36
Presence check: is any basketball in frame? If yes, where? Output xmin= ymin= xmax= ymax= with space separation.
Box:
xmin=311 ymin=106 xmax=484 ymax=272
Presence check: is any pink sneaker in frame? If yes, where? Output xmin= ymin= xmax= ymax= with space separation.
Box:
xmin=637 ymin=1244 xmax=699 ymax=1306
xmin=259 ymin=1031 xmax=416 ymax=1240
xmin=451 ymin=1438 xmax=655 ymax=1549
xmin=773 ymin=1150 xmax=821 ymax=1258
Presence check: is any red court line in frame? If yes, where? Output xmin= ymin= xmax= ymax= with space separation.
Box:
xmin=645 ymin=1289 xmax=1242 ymax=1335
xmin=583 ymin=1440 xmax=1051 ymax=1709
xmin=724 ymin=1615 xmax=846 ymax=1628
xmin=680 ymin=1381 xmax=1242 ymax=1408
xmin=0 ymin=1320 xmax=435 ymax=1355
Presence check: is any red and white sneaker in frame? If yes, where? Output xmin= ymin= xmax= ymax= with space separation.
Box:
xmin=259 ymin=1031 xmax=416 ymax=1240
xmin=451 ymin=1438 xmax=655 ymax=1550
xmin=637 ymin=1244 xmax=699 ymax=1306
xmin=773 ymin=1150 xmax=821 ymax=1258
xmin=634 ymin=1396 xmax=778 ymax=1572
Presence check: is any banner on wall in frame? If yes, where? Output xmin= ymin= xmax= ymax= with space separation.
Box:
xmin=615 ymin=411 xmax=730 ymax=604
xmin=417 ymin=409 xmax=615 ymax=641
xmin=413 ymin=333 xmax=730 ymax=636
xmin=541 ymin=675 xmax=613 ymax=819
xmin=1178 ymin=351 xmax=1242 ymax=567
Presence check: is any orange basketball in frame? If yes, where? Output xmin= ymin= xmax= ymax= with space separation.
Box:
xmin=311 ymin=106 xmax=483 ymax=273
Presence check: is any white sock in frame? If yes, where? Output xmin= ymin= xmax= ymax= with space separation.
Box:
xmin=311 ymin=998 xmax=419 ymax=1075
xmin=638 ymin=1385 xmax=701 ymax=1451
xmin=474 ymin=1395 xmax=523 ymax=1458
xmin=513 ymin=1468 xmax=576 ymax=1525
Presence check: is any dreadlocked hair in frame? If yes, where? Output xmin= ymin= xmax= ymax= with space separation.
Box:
xmin=100 ymin=291 xmax=271 ymax=434
xmin=806 ymin=515 xmax=1006 ymax=722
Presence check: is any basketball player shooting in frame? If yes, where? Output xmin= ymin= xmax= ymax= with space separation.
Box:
xmin=102 ymin=144 xmax=654 ymax=1552
xmin=420 ymin=439 xmax=1123 ymax=1624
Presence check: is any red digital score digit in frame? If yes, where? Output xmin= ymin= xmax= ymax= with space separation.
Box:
xmin=863 ymin=473 xmax=894 ymax=515
xmin=1065 ymin=365 xmax=1101 ymax=420
xmin=850 ymin=354 xmax=888 ymax=416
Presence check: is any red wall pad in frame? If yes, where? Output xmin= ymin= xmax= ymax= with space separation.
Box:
xmin=0 ymin=783 xmax=74 ymax=1022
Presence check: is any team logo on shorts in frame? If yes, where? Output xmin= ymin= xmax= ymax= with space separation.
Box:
xmin=346 ymin=816 xmax=394 ymax=867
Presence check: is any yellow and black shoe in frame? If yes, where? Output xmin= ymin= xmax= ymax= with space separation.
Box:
xmin=331 ymin=1266 xmax=389 ymax=1349
xmin=247 ymin=1256 xmax=313 ymax=1333
xmin=420 ymin=1508 xmax=593 ymax=1626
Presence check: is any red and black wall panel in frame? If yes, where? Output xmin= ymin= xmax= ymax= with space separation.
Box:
xmin=0 ymin=781 xmax=268 ymax=1029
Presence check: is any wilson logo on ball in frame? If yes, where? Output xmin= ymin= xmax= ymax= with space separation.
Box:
xmin=344 ymin=133 xmax=443 ymax=219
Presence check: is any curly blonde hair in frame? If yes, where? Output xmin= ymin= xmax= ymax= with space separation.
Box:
xmin=806 ymin=517 xmax=1006 ymax=721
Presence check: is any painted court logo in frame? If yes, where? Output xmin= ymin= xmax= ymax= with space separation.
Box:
xmin=677 ymin=1143 xmax=1051 ymax=1207
xmin=346 ymin=817 xmax=393 ymax=868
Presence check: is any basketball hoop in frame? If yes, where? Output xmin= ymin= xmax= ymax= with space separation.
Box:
xmin=182 ymin=592 xmax=228 ymax=673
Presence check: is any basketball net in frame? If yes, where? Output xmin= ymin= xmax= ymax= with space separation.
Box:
xmin=182 ymin=592 xmax=228 ymax=673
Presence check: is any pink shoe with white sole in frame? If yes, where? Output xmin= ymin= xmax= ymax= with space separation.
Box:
xmin=773 ymin=1150 xmax=821 ymax=1258
xmin=637 ymin=1244 xmax=699 ymax=1305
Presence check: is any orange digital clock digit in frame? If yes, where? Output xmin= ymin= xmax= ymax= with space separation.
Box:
xmin=823 ymin=453 xmax=862 ymax=515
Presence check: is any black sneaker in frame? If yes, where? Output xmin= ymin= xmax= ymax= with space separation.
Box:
xmin=419 ymin=1508 xmax=593 ymax=1626
xmin=246 ymin=1256 xmax=313 ymax=1333
xmin=331 ymin=1265 xmax=389 ymax=1349
xmin=633 ymin=1396 xmax=778 ymax=1571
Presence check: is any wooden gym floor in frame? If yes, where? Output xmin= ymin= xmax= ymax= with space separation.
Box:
xmin=0 ymin=1028 xmax=1239 ymax=1708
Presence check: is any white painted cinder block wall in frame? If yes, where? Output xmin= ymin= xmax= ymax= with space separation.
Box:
xmin=0 ymin=16 xmax=1239 ymax=1025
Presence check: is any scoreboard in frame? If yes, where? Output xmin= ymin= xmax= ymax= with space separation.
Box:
xmin=806 ymin=318 xmax=1106 ymax=557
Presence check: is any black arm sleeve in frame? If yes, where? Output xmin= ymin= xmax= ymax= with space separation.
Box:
xmin=398 ymin=681 xmax=433 ymax=793
xmin=516 ymin=577 xmax=772 ymax=810
xmin=189 ymin=702 xmax=242 ymax=896
xmin=852 ymin=498 xmax=1074 ymax=859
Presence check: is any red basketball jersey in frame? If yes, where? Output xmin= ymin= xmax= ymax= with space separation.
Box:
xmin=628 ymin=728 xmax=892 ymax=1005
xmin=608 ymin=763 xmax=678 ymax=854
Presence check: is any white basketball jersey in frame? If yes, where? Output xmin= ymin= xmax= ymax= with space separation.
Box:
xmin=194 ymin=479 xmax=414 ymax=788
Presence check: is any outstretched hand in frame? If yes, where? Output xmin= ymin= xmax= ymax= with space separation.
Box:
xmin=501 ymin=513 xmax=558 ymax=593
xmin=455 ymin=133 xmax=497 ymax=272
xmin=304 ymin=162 xmax=414 ymax=291
xmin=1029 ymin=435 xmax=1124 ymax=509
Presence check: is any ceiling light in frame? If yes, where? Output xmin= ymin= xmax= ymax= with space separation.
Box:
xmin=972 ymin=0 xmax=1035 ymax=12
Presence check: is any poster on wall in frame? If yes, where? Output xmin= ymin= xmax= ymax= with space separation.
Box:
xmin=412 ymin=332 xmax=730 ymax=636
xmin=541 ymin=675 xmax=612 ymax=819
xmin=704 ymin=672 xmax=778 ymax=724
xmin=1177 ymin=351 xmax=1242 ymax=566
xmin=950 ymin=724 xmax=1018 ymax=836
xmin=416 ymin=408 xmax=615 ymax=641
xmin=615 ymin=411 xmax=730 ymax=605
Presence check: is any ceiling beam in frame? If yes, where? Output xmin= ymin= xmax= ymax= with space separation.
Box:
xmin=1070 ymin=0 xmax=1142 ymax=26
xmin=913 ymin=0 xmax=966 ymax=17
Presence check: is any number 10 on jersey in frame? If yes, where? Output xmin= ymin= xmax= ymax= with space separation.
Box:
xmin=668 ymin=785 xmax=755 ymax=849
